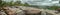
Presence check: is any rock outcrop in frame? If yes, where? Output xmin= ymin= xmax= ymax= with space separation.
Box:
xmin=1 ymin=6 xmax=41 ymax=15
xmin=1 ymin=6 xmax=60 ymax=15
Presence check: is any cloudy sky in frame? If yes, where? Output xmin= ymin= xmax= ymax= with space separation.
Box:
xmin=21 ymin=0 xmax=59 ymax=6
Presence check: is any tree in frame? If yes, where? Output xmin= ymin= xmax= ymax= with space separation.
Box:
xmin=23 ymin=2 xmax=30 ymax=6
xmin=0 ymin=0 xmax=7 ymax=7
xmin=15 ymin=1 xmax=21 ymax=4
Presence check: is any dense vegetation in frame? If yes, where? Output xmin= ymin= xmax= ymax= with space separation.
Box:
xmin=48 ymin=5 xmax=58 ymax=10
xmin=0 ymin=0 xmax=30 ymax=7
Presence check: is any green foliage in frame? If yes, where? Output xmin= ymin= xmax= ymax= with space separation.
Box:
xmin=0 ymin=0 xmax=3 ymax=7
xmin=0 ymin=0 xmax=30 ymax=7
xmin=48 ymin=5 xmax=58 ymax=10
xmin=23 ymin=2 xmax=30 ymax=6
xmin=0 ymin=0 xmax=2 ymax=4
